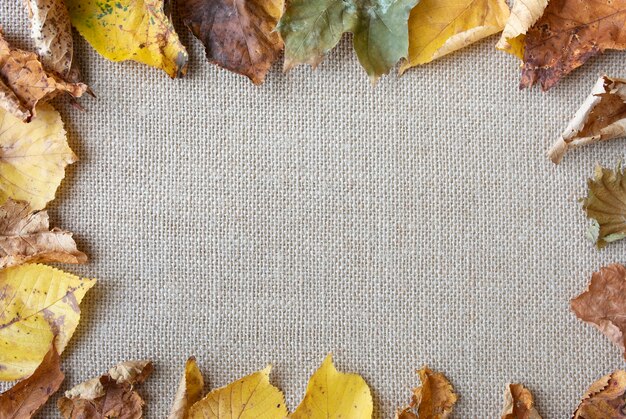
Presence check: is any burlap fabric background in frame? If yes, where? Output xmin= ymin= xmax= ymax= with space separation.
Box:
xmin=3 ymin=1 xmax=626 ymax=417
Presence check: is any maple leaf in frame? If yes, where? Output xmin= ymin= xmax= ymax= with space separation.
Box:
xmin=501 ymin=383 xmax=542 ymax=419
xmin=0 ymin=263 xmax=96 ymax=381
xmin=400 ymin=0 xmax=509 ymax=72
xmin=65 ymin=0 xmax=188 ymax=78
xmin=520 ymin=0 xmax=626 ymax=90
xmin=58 ymin=360 xmax=153 ymax=419
xmin=178 ymin=0 xmax=283 ymax=85
xmin=396 ymin=366 xmax=458 ymax=419
xmin=496 ymin=0 xmax=547 ymax=59
xmin=168 ymin=357 xmax=204 ymax=419
xmin=0 ymin=104 xmax=76 ymax=211
xmin=277 ymin=0 xmax=418 ymax=82
xmin=573 ymin=370 xmax=626 ymax=418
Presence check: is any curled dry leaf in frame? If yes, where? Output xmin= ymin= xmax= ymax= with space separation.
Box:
xmin=66 ymin=0 xmax=188 ymax=78
xmin=0 ymin=346 xmax=64 ymax=418
xmin=277 ymin=0 xmax=418 ymax=82
xmin=549 ymin=76 xmax=626 ymax=164
xmin=291 ymin=354 xmax=372 ymax=419
xmin=400 ymin=0 xmax=509 ymax=72
xmin=0 ymin=263 xmax=96 ymax=380
xmin=178 ymin=0 xmax=283 ymax=85
xmin=397 ymin=366 xmax=458 ymax=419
xmin=0 ymin=104 xmax=76 ymax=210
xmin=496 ymin=0 xmax=547 ymax=59
xmin=571 ymin=264 xmax=626 ymax=359
xmin=573 ymin=370 xmax=626 ymax=418
xmin=168 ymin=357 xmax=204 ymax=419
xmin=501 ymin=383 xmax=541 ymax=419
xmin=58 ymin=360 xmax=153 ymax=419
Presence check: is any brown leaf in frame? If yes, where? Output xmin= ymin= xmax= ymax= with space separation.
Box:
xmin=571 ymin=264 xmax=626 ymax=359
xmin=58 ymin=360 xmax=153 ymax=419
xmin=0 ymin=199 xmax=87 ymax=268
xmin=573 ymin=370 xmax=626 ymax=418
xmin=396 ymin=366 xmax=458 ymax=419
xmin=520 ymin=0 xmax=626 ymax=90
xmin=501 ymin=383 xmax=542 ymax=419
xmin=178 ymin=0 xmax=283 ymax=84
xmin=0 ymin=345 xmax=64 ymax=418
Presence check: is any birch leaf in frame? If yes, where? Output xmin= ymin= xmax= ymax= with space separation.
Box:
xmin=501 ymin=383 xmax=542 ymax=419
xmin=0 ymin=263 xmax=96 ymax=381
xmin=291 ymin=354 xmax=372 ymax=419
xmin=397 ymin=366 xmax=458 ymax=419
xmin=66 ymin=0 xmax=188 ymax=78
xmin=573 ymin=370 xmax=626 ymax=418
xmin=400 ymin=0 xmax=509 ymax=72
xmin=0 ymin=104 xmax=76 ymax=210
xmin=496 ymin=0 xmax=547 ymax=59
xmin=168 ymin=357 xmax=204 ymax=419
xmin=188 ymin=365 xmax=287 ymax=419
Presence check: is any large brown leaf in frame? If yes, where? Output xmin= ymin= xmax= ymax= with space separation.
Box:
xmin=573 ymin=370 xmax=626 ymax=418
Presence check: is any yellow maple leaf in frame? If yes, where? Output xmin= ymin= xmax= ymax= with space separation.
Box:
xmin=0 ymin=263 xmax=95 ymax=381
xmin=169 ymin=357 xmax=204 ymax=419
xmin=400 ymin=0 xmax=509 ymax=72
xmin=0 ymin=104 xmax=76 ymax=210
xmin=65 ymin=0 xmax=188 ymax=78
xmin=291 ymin=354 xmax=373 ymax=419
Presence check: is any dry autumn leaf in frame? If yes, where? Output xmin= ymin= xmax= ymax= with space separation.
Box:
xmin=501 ymin=383 xmax=541 ymax=419
xmin=496 ymin=0 xmax=547 ymax=59
xmin=0 ymin=263 xmax=95 ymax=381
xmin=397 ymin=366 xmax=458 ymax=419
xmin=571 ymin=264 xmax=626 ymax=360
xmin=0 ymin=104 xmax=76 ymax=210
xmin=0 ymin=346 xmax=64 ymax=418
xmin=277 ymin=0 xmax=418 ymax=82
xmin=400 ymin=0 xmax=509 ymax=72
xmin=65 ymin=0 xmax=188 ymax=78
xmin=292 ymin=354 xmax=372 ymax=419
xmin=178 ymin=0 xmax=283 ymax=85
xmin=549 ymin=76 xmax=626 ymax=164
xmin=58 ymin=360 xmax=153 ymax=419
xmin=168 ymin=357 xmax=204 ymax=419
xmin=573 ymin=370 xmax=626 ymax=418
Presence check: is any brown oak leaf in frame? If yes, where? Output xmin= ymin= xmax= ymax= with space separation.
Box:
xmin=501 ymin=383 xmax=542 ymax=419
xmin=178 ymin=0 xmax=283 ymax=85
xmin=573 ymin=370 xmax=626 ymax=418
xmin=521 ymin=0 xmax=626 ymax=90
xmin=396 ymin=366 xmax=458 ymax=419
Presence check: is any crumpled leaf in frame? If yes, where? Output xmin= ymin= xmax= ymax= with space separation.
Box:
xmin=0 ymin=263 xmax=96 ymax=381
xmin=400 ymin=0 xmax=509 ymax=72
xmin=581 ymin=164 xmax=626 ymax=248
xmin=168 ymin=356 xmax=204 ymax=419
xmin=396 ymin=366 xmax=458 ymax=419
xmin=58 ymin=360 xmax=153 ymax=419
xmin=501 ymin=383 xmax=542 ymax=419
xmin=66 ymin=0 xmax=188 ymax=78
xmin=0 ymin=31 xmax=87 ymax=121
xmin=549 ymin=76 xmax=626 ymax=164
xmin=571 ymin=264 xmax=626 ymax=360
xmin=573 ymin=370 xmax=626 ymax=418
xmin=0 ymin=198 xmax=87 ymax=268
xmin=188 ymin=365 xmax=287 ymax=419
xmin=277 ymin=0 xmax=418 ymax=82
xmin=0 ymin=345 xmax=64 ymax=418
xmin=291 ymin=354 xmax=372 ymax=419
xmin=520 ymin=0 xmax=626 ymax=90
xmin=0 ymin=104 xmax=76 ymax=211
xmin=178 ymin=0 xmax=283 ymax=85
xmin=495 ymin=0 xmax=547 ymax=59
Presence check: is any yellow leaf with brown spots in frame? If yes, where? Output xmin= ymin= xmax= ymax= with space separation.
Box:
xmin=573 ymin=370 xmax=626 ymax=418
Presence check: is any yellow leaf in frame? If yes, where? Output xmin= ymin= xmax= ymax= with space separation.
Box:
xmin=66 ymin=0 xmax=188 ymax=78
xmin=0 ymin=104 xmax=76 ymax=210
xmin=496 ymin=0 xmax=548 ymax=59
xmin=188 ymin=365 xmax=287 ymax=419
xmin=400 ymin=0 xmax=509 ymax=72
xmin=0 ymin=263 xmax=96 ymax=381
xmin=169 ymin=356 xmax=204 ymax=419
xmin=291 ymin=354 xmax=373 ymax=419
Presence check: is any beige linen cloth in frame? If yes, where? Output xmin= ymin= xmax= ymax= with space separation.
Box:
xmin=2 ymin=1 xmax=626 ymax=417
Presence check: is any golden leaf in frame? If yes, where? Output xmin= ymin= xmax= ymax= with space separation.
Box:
xmin=168 ymin=356 xmax=204 ymax=419
xmin=501 ymin=383 xmax=542 ymax=419
xmin=573 ymin=370 xmax=626 ymax=418
xmin=397 ymin=366 xmax=458 ymax=419
xmin=496 ymin=0 xmax=547 ymax=59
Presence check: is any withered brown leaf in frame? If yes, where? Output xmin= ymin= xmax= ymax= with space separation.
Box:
xmin=501 ymin=383 xmax=542 ymax=419
xmin=178 ymin=0 xmax=283 ymax=84
xmin=0 ymin=199 xmax=87 ymax=268
xmin=521 ymin=0 xmax=626 ymax=90
xmin=58 ymin=360 xmax=153 ymax=419
xmin=396 ymin=366 xmax=458 ymax=419
xmin=0 ymin=346 xmax=64 ymax=418
xmin=573 ymin=370 xmax=626 ymax=418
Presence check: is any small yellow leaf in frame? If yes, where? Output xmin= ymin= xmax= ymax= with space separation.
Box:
xmin=66 ymin=0 xmax=188 ymax=78
xmin=188 ymin=365 xmax=287 ymax=419
xmin=169 ymin=356 xmax=204 ymax=419
xmin=0 ymin=263 xmax=96 ymax=381
xmin=496 ymin=0 xmax=548 ymax=59
xmin=291 ymin=354 xmax=373 ymax=419
xmin=0 ymin=104 xmax=76 ymax=210
xmin=400 ymin=0 xmax=509 ymax=72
